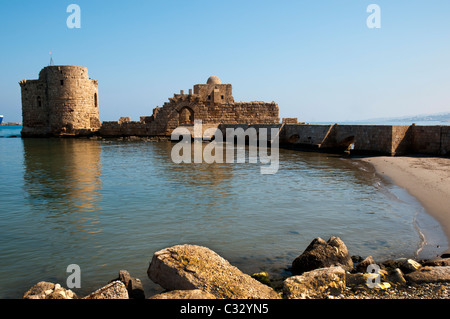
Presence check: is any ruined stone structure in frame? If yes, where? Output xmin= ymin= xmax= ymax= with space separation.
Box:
xmin=19 ymin=66 xmax=450 ymax=156
xmin=19 ymin=65 xmax=101 ymax=137
xmin=100 ymin=75 xmax=280 ymax=137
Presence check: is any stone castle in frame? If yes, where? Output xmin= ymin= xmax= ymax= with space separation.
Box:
xmin=19 ymin=65 xmax=450 ymax=156
xmin=99 ymin=74 xmax=280 ymax=137
xmin=19 ymin=65 xmax=279 ymax=138
xmin=19 ymin=66 xmax=101 ymax=137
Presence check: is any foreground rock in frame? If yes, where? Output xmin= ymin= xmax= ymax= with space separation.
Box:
xmin=422 ymin=257 xmax=450 ymax=267
xmin=291 ymin=237 xmax=353 ymax=275
xmin=405 ymin=266 xmax=450 ymax=284
xmin=23 ymin=281 xmax=77 ymax=299
xmin=355 ymin=256 xmax=376 ymax=273
xmin=283 ymin=266 xmax=346 ymax=299
xmin=83 ymin=281 xmax=129 ymax=299
xmin=147 ymin=244 xmax=280 ymax=299
xmin=111 ymin=270 xmax=145 ymax=299
xmin=150 ymin=289 xmax=216 ymax=299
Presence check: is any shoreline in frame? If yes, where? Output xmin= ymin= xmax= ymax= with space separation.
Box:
xmin=358 ymin=155 xmax=450 ymax=256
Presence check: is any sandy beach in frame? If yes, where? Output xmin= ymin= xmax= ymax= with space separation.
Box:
xmin=359 ymin=156 xmax=450 ymax=255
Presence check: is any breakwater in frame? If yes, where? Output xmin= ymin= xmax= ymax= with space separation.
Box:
xmin=98 ymin=122 xmax=450 ymax=156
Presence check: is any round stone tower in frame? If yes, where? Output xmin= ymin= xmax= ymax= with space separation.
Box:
xmin=20 ymin=65 xmax=101 ymax=137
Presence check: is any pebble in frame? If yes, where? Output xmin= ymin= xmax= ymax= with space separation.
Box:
xmin=335 ymin=283 xmax=450 ymax=299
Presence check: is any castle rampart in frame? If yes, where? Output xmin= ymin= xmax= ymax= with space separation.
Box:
xmin=19 ymin=67 xmax=450 ymax=157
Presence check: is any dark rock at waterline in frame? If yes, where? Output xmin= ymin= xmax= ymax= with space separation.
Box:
xmin=110 ymin=270 xmax=145 ymax=299
xmin=355 ymin=256 xmax=376 ymax=273
xmin=291 ymin=236 xmax=353 ymax=275
xmin=401 ymin=259 xmax=422 ymax=274
xmin=388 ymin=268 xmax=407 ymax=286
xmin=251 ymin=271 xmax=271 ymax=286
xmin=351 ymin=255 xmax=364 ymax=264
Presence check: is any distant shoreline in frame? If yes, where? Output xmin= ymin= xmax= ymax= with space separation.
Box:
xmin=0 ymin=122 xmax=22 ymax=126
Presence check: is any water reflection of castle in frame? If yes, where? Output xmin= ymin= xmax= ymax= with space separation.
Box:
xmin=23 ymin=139 xmax=102 ymax=234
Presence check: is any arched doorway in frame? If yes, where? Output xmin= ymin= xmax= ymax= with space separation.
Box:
xmin=179 ymin=106 xmax=194 ymax=125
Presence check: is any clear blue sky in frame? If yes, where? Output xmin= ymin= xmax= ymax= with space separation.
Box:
xmin=1 ymin=0 xmax=450 ymax=123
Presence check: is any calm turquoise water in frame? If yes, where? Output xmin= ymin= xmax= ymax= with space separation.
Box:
xmin=0 ymin=125 xmax=447 ymax=298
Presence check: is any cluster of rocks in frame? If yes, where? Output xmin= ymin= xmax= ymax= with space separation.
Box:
xmin=23 ymin=270 xmax=144 ymax=300
xmin=23 ymin=282 xmax=77 ymax=299
xmin=23 ymin=237 xmax=450 ymax=299
xmin=285 ymin=236 xmax=450 ymax=299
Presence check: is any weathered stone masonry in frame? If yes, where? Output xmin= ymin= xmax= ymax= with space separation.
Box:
xmin=19 ymin=65 xmax=450 ymax=156
xmin=280 ymin=123 xmax=450 ymax=156
xmin=100 ymin=75 xmax=280 ymax=137
xmin=19 ymin=65 xmax=100 ymax=137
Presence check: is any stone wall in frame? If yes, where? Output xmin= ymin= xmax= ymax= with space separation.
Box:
xmin=411 ymin=125 xmax=450 ymax=155
xmin=280 ymin=124 xmax=450 ymax=156
xmin=100 ymin=76 xmax=280 ymax=137
xmin=332 ymin=125 xmax=395 ymax=155
xmin=392 ymin=125 xmax=413 ymax=155
xmin=20 ymin=65 xmax=100 ymax=137
xmin=281 ymin=124 xmax=333 ymax=147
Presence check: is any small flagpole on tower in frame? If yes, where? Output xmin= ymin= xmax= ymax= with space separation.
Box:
xmin=49 ymin=50 xmax=54 ymax=66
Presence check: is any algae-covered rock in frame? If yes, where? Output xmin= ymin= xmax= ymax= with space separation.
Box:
xmin=147 ymin=244 xmax=280 ymax=299
xmin=283 ymin=266 xmax=346 ymax=299
xmin=251 ymin=271 xmax=271 ymax=286
xmin=150 ymin=289 xmax=216 ymax=299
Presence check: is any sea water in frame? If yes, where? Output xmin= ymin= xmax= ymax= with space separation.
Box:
xmin=0 ymin=126 xmax=447 ymax=298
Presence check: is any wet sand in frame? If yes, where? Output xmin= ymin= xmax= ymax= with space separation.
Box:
xmin=360 ymin=155 xmax=450 ymax=255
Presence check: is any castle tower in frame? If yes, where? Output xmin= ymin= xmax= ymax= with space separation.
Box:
xmin=193 ymin=75 xmax=234 ymax=105
xmin=19 ymin=65 xmax=101 ymax=137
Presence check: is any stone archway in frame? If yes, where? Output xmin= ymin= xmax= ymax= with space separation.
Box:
xmin=338 ymin=136 xmax=355 ymax=151
xmin=179 ymin=106 xmax=194 ymax=125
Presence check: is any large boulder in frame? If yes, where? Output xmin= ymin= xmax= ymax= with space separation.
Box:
xmin=404 ymin=266 xmax=450 ymax=284
xmin=283 ymin=266 xmax=346 ymax=299
xmin=291 ymin=237 xmax=353 ymax=275
xmin=147 ymin=244 xmax=280 ymax=299
xmin=83 ymin=281 xmax=129 ymax=299
xmin=150 ymin=289 xmax=216 ymax=299
xmin=23 ymin=281 xmax=77 ymax=299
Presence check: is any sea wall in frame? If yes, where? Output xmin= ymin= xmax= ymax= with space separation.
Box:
xmin=99 ymin=121 xmax=449 ymax=156
xmin=280 ymin=124 xmax=450 ymax=156
xmin=411 ymin=125 xmax=450 ymax=155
